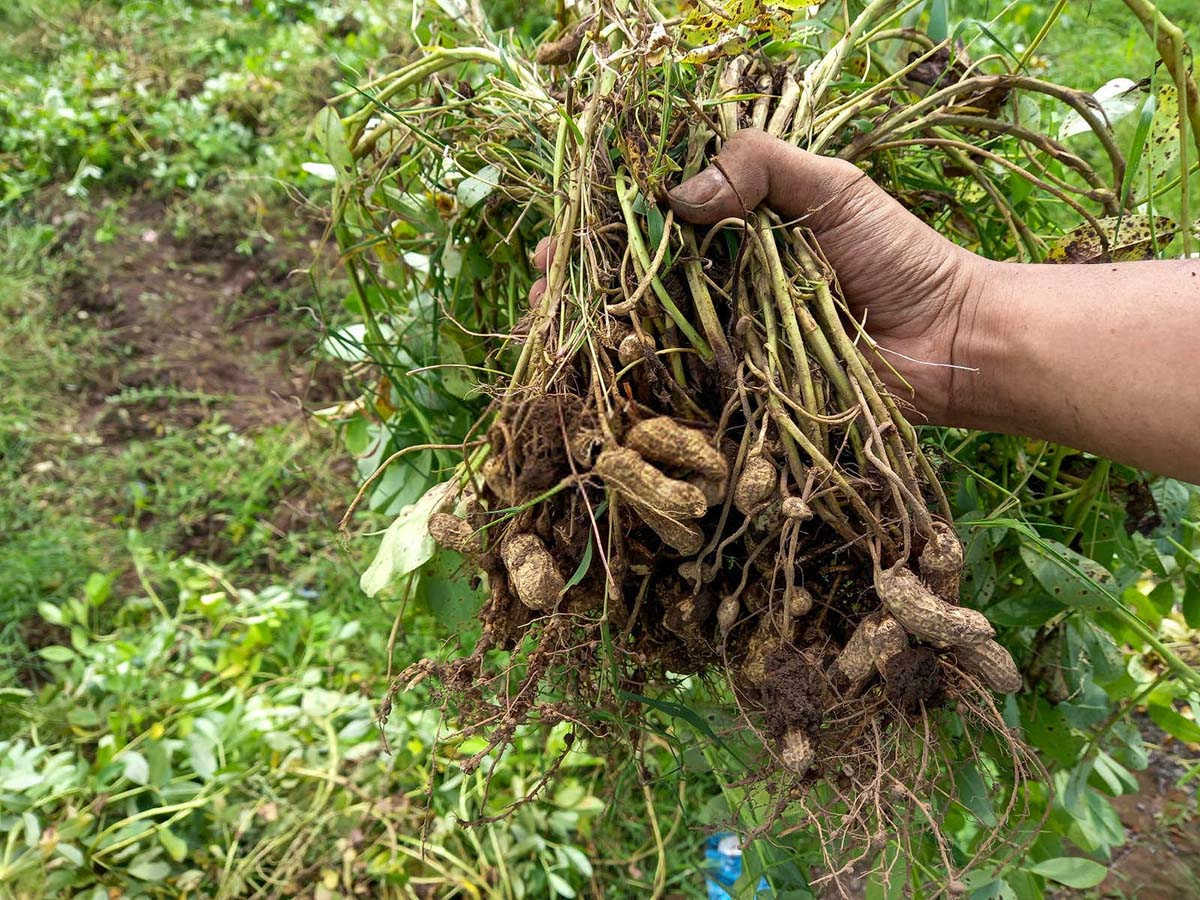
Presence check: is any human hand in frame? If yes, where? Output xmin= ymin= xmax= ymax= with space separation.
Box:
xmin=667 ymin=128 xmax=989 ymax=423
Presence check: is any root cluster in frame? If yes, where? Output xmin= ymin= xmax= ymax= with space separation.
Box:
xmin=343 ymin=0 xmax=1121 ymax=887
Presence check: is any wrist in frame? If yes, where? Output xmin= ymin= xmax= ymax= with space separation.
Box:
xmin=942 ymin=257 xmax=1022 ymax=431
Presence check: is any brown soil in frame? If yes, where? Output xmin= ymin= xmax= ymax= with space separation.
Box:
xmin=52 ymin=199 xmax=340 ymax=441
xmin=1096 ymin=716 xmax=1200 ymax=899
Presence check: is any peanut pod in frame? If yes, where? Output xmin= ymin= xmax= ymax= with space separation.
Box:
xmin=626 ymin=416 xmax=728 ymax=481
xmin=919 ymin=520 xmax=964 ymax=603
xmin=594 ymin=447 xmax=708 ymax=519
xmin=868 ymin=614 xmax=908 ymax=674
xmin=780 ymin=728 xmax=814 ymax=776
xmin=733 ymin=451 xmax=776 ymax=515
xmin=954 ymin=639 xmax=1022 ymax=693
xmin=834 ymin=613 xmax=877 ymax=685
xmin=876 ymin=566 xmax=993 ymax=649
xmin=632 ymin=502 xmax=705 ymax=555
xmin=501 ymin=533 xmax=565 ymax=611
xmin=427 ymin=512 xmax=479 ymax=555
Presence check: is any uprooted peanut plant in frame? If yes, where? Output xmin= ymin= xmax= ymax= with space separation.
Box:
xmin=325 ymin=0 xmax=1200 ymax=892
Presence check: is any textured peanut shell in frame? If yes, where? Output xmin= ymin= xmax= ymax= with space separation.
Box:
xmin=787 ymin=586 xmax=814 ymax=617
xmin=955 ymin=639 xmax=1022 ymax=693
xmin=482 ymin=456 xmax=512 ymax=505
xmin=733 ymin=452 xmax=776 ymax=515
xmin=617 ymin=332 xmax=655 ymax=367
xmin=501 ymin=533 xmax=564 ymax=611
xmin=780 ymin=729 xmax=814 ymax=775
xmin=633 ymin=503 xmax=705 ymax=555
xmin=688 ymin=474 xmax=726 ymax=507
xmin=835 ymin=614 xmax=877 ymax=684
xmin=626 ymin=417 xmax=728 ymax=481
xmin=876 ymin=566 xmax=993 ymax=649
xmin=739 ymin=618 xmax=782 ymax=686
xmin=919 ymin=520 xmax=964 ymax=603
xmin=427 ymin=512 xmax=478 ymax=555
xmin=717 ymin=595 xmax=740 ymax=636
xmin=868 ymin=614 xmax=908 ymax=672
xmin=594 ymin=448 xmax=707 ymax=519
xmin=782 ymin=496 xmax=813 ymax=520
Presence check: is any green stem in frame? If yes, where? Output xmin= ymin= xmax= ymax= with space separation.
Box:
xmin=615 ymin=174 xmax=713 ymax=361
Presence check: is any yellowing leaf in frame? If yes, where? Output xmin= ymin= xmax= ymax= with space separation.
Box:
xmin=1145 ymin=81 xmax=1181 ymax=191
xmin=1045 ymin=214 xmax=1177 ymax=264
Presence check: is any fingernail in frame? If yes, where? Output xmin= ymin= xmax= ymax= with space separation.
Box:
xmin=668 ymin=167 xmax=726 ymax=209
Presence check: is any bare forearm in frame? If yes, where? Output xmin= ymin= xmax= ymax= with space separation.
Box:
xmin=951 ymin=258 xmax=1200 ymax=482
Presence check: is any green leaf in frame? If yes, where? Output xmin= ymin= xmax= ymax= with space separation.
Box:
xmin=1022 ymin=697 xmax=1083 ymax=768
xmin=1019 ymin=539 xmax=1117 ymax=611
xmin=22 ymin=811 xmax=40 ymax=848
xmin=128 ymin=857 xmax=172 ymax=882
xmin=301 ymin=687 xmax=343 ymax=719
xmin=562 ymin=536 xmax=593 ymax=593
xmin=83 ymin=571 xmax=115 ymax=606
xmin=38 ymin=645 xmax=75 ymax=663
xmin=1148 ymin=580 xmax=1176 ymax=616
xmin=119 ymin=750 xmax=150 ymax=786
xmin=360 ymin=480 xmax=451 ymax=597
xmin=158 ymin=828 xmax=188 ymax=863
xmin=928 ymin=0 xmax=948 ymax=44
xmin=546 ymin=871 xmax=576 ymax=898
xmin=314 ymin=105 xmax=353 ymax=175
xmin=456 ymin=163 xmax=500 ymax=208
xmin=560 ymin=845 xmax=593 ymax=879
xmin=1183 ymin=575 xmax=1200 ymax=629
xmin=435 ymin=329 xmax=477 ymax=400
xmin=1026 ymin=857 xmax=1107 ymax=889
xmin=1120 ymin=89 xmax=1157 ymax=208
xmin=1146 ymin=703 xmax=1200 ymax=744
xmin=56 ymin=843 xmax=84 ymax=867
xmin=421 ymin=551 xmax=485 ymax=631
xmin=188 ymin=735 xmax=217 ymax=780
xmin=37 ymin=601 xmax=65 ymax=625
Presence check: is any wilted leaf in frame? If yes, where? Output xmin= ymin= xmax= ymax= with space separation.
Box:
xmin=1145 ymin=81 xmax=1181 ymax=190
xmin=1044 ymin=215 xmax=1177 ymax=264
xmin=360 ymin=480 xmax=451 ymax=597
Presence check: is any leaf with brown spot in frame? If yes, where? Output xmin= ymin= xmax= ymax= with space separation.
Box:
xmin=1145 ymin=81 xmax=1182 ymax=191
xmin=1045 ymin=214 xmax=1177 ymax=264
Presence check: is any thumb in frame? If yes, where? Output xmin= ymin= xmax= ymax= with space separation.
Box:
xmin=667 ymin=129 xmax=868 ymax=229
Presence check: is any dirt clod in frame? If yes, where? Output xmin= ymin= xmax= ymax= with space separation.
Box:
xmin=880 ymin=647 xmax=944 ymax=712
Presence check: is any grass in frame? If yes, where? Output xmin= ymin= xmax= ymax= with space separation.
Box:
xmin=0 ymin=2 xmax=663 ymax=896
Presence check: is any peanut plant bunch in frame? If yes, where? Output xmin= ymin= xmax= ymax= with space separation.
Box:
xmin=326 ymin=0 xmax=1199 ymax=891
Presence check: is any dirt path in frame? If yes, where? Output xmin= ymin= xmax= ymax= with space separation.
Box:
xmin=55 ymin=200 xmax=339 ymax=443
